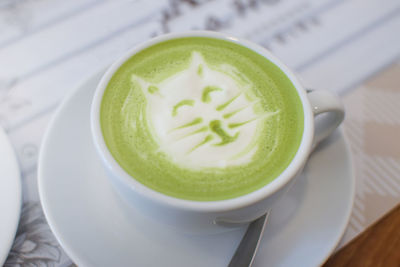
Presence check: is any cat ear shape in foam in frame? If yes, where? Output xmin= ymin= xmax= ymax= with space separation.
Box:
xmin=131 ymin=74 xmax=163 ymax=98
xmin=190 ymin=51 xmax=207 ymax=78
xmin=130 ymin=52 xmax=207 ymax=98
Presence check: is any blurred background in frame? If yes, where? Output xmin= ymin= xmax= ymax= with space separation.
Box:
xmin=0 ymin=0 xmax=399 ymax=266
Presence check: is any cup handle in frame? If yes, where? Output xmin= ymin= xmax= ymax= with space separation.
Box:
xmin=306 ymin=89 xmax=345 ymax=148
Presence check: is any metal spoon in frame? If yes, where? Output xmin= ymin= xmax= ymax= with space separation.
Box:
xmin=228 ymin=212 xmax=270 ymax=267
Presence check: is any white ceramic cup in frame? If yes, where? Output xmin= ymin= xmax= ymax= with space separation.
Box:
xmin=91 ymin=31 xmax=344 ymax=233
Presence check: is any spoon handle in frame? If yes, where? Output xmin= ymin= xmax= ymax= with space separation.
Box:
xmin=228 ymin=212 xmax=269 ymax=267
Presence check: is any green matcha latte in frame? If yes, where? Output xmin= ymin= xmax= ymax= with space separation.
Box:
xmin=100 ymin=37 xmax=304 ymax=201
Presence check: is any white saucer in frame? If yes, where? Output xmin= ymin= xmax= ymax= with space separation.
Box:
xmin=38 ymin=71 xmax=355 ymax=267
xmin=0 ymin=126 xmax=21 ymax=265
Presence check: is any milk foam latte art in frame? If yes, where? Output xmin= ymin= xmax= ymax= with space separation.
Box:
xmin=100 ymin=37 xmax=304 ymax=201
xmin=132 ymin=52 xmax=279 ymax=169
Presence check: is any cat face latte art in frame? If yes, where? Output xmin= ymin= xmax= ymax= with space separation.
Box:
xmin=98 ymin=36 xmax=304 ymax=201
xmin=132 ymin=52 xmax=280 ymax=169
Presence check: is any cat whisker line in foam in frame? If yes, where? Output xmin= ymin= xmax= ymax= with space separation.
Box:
xmin=168 ymin=117 xmax=204 ymax=134
xmin=228 ymin=110 xmax=280 ymax=129
xmin=170 ymin=125 xmax=209 ymax=144
xmin=222 ymin=100 xmax=261 ymax=119
xmin=216 ymin=92 xmax=242 ymax=111
xmin=187 ymin=134 xmax=214 ymax=154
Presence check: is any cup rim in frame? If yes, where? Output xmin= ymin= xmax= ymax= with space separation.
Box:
xmin=91 ymin=31 xmax=314 ymax=212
